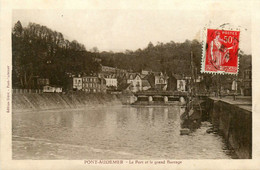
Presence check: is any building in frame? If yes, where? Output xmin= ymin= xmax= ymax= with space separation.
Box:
xmin=167 ymin=74 xmax=178 ymax=91
xmin=37 ymin=78 xmax=50 ymax=86
xmin=73 ymin=77 xmax=82 ymax=90
xmin=141 ymin=79 xmax=151 ymax=91
xmin=93 ymin=57 xmax=102 ymax=62
xmin=98 ymin=65 xmax=127 ymax=79
xmin=104 ymin=78 xmax=117 ymax=88
xmin=177 ymin=79 xmax=186 ymax=92
xmin=43 ymin=85 xmax=62 ymax=93
xmin=36 ymin=78 xmax=50 ymax=89
xmin=231 ymin=80 xmax=238 ymax=91
xmin=195 ymin=75 xmax=203 ymax=83
xmin=98 ymin=65 xmax=116 ymax=78
xmin=146 ymin=72 xmax=168 ymax=91
xmin=118 ymin=83 xmax=132 ymax=94
xmin=167 ymin=74 xmax=188 ymax=92
xmin=121 ymin=73 xmax=142 ymax=92
xmin=141 ymin=70 xmax=150 ymax=75
xmin=241 ymin=66 xmax=252 ymax=96
xmin=104 ymin=74 xmax=118 ymax=89
xmin=101 ymin=65 xmax=117 ymax=73
xmin=140 ymin=70 xmax=151 ymax=78
xmin=82 ymin=76 xmax=106 ymax=93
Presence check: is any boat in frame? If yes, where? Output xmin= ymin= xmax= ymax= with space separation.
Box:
xmin=180 ymin=51 xmax=203 ymax=135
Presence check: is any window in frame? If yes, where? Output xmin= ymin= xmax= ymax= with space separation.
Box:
xmin=160 ymin=78 xmax=164 ymax=84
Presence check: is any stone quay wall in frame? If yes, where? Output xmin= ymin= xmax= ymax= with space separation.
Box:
xmin=206 ymin=98 xmax=252 ymax=159
xmin=12 ymin=92 xmax=133 ymax=112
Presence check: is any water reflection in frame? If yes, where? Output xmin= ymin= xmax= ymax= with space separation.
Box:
xmin=163 ymin=108 xmax=168 ymax=121
xmin=13 ymin=105 xmax=231 ymax=159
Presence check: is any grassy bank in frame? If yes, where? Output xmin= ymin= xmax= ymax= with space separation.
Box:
xmin=12 ymin=92 xmax=127 ymax=112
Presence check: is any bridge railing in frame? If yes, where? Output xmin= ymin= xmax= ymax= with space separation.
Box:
xmin=134 ymin=91 xmax=188 ymax=96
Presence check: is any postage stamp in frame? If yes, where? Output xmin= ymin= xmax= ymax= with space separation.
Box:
xmin=201 ymin=29 xmax=240 ymax=74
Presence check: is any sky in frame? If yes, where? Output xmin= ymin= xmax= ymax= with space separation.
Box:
xmin=12 ymin=9 xmax=251 ymax=54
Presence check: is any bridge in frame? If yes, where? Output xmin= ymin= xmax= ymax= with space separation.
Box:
xmin=133 ymin=91 xmax=189 ymax=103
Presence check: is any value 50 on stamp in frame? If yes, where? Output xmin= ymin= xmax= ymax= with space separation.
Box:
xmin=202 ymin=29 xmax=240 ymax=74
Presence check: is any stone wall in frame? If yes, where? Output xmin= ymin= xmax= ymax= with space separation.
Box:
xmin=207 ymin=99 xmax=252 ymax=159
xmin=12 ymin=92 xmax=126 ymax=112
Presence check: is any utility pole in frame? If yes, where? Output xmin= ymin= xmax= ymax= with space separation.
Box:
xmin=234 ymin=74 xmax=238 ymax=101
xmin=190 ymin=51 xmax=193 ymax=97
xmin=218 ymin=74 xmax=221 ymax=98
xmin=190 ymin=51 xmax=194 ymax=112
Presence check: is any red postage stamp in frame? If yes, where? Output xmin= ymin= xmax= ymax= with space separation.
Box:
xmin=202 ymin=29 xmax=240 ymax=74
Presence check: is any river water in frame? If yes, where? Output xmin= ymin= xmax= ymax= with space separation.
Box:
xmin=13 ymin=105 xmax=232 ymax=159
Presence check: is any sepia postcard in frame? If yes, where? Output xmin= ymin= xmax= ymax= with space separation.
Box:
xmin=1 ymin=0 xmax=260 ymax=169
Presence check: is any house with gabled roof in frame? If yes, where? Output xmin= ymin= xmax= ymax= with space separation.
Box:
xmin=118 ymin=83 xmax=132 ymax=94
xmin=167 ymin=73 xmax=188 ymax=92
xmin=146 ymin=72 xmax=168 ymax=91
xmin=141 ymin=79 xmax=151 ymax=91
xmin=121 ymin=73 xmax=142 ymax=92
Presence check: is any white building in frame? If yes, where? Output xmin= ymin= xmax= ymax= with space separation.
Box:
xmin=73 ymin=77 xmax=82 ymax=90
xmin=177 ymin=80 xmax=186 ymax=92
xmin=232 ymin=80 xmax=238 ymax=91
xmin=124 ymin=73 xmax=142 ymax=92
xmin=43 ymin=86 xmax=63 ymax=93
xmin=104 ymin=78 xmax=118 ymax=88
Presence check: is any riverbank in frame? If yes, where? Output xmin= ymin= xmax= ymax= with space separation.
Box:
xmin=12 ymin=92 xmax=133 ymax=112
xmin=206 ymin=96 xmax=252 ymax=159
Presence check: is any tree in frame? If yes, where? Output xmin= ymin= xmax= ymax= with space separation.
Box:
xmin=91 ymin=46 xmax=99 ymax=53
xmin=13 ymin=21 xmax=23 ymax=37
xmin=12 ymin=21 xmax=96 ymax=89
xmin=125 ymin=49 xmax=133 ymax=54
xmin=147 ymin=41 xmax=154 ymax=49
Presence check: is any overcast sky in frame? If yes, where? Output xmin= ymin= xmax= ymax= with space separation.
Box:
xmin=13 ymin=9 xmax=251 ymax=54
